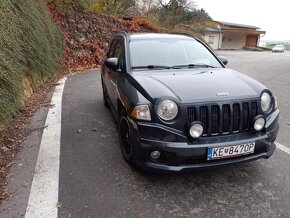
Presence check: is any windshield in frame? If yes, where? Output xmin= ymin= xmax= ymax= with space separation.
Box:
xmin=129 ymin=39 xmax=223 ymax=69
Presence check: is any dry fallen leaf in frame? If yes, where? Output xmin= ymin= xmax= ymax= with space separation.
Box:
xmin=216 ymin=199 xmax=229 ymax=205
xmin=1 ymin=147 xmax=9 ymax=152
xmin=137 ymin=211 xmax=145 ymax=218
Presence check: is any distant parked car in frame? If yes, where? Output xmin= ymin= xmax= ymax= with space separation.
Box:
xmin=101 ymin=33 xmax=279 ymax=172
xmin=272 ymin=45 xmax=285 ymax=53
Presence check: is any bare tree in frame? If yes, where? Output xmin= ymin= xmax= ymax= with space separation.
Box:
xmin=137 ymin=0 xmax=159 ymax=18
xmin=91 ymin=0 xmax=136 ymax=16
xmin=156 ymin=0 xmax=210 ymax=29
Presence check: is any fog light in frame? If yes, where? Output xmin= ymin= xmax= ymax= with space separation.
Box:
xmin=189 ymin=122 xmax=204 ymax=139
xmin=254 ymin=116 xmax=266 ymax=131
xmin=150 ymin=151 xmax=161 ymax=160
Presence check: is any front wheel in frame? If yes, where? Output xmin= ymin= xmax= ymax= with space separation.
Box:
xmin=118 ymin=111 xmax=134 ymax=165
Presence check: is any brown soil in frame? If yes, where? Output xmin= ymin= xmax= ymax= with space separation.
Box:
xmin=48 ymin=3 xmax=158 ymax=72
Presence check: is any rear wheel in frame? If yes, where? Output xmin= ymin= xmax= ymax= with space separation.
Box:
xmin=118 ymin=110 xmax=134 ymax=165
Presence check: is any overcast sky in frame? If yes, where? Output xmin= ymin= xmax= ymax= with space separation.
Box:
xmin=194 ymin=0 xmax=290 ymax=40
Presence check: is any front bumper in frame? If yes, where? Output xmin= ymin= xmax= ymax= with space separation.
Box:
xmin=129 ymin=110 xmax=279 ymax=172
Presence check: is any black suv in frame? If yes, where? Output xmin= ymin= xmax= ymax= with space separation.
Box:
xmin=101 ymin=33 xmax=279 ymax=172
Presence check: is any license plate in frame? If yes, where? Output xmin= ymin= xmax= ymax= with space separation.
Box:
xmin=207 ymin=142 xmax=255 ymax=160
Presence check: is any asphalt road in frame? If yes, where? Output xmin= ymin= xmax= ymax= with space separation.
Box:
xmin=1 ymin=51 xmax=290 ymax=218
xmin=217 ymin=51 xmax=290 ymax=147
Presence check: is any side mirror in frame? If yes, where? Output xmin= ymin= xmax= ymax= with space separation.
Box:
xmin=218 ymin=56 xmax=228 ymax=65
xmin=105 ymin=57 xmax=119 ymax=70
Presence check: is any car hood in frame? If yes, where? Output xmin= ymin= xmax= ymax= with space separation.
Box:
xmin=130 ymin=68 xmax=266 ymax=104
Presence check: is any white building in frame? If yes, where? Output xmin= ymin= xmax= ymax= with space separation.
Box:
xmin=202 ymin=21 xmax=266 ymax=50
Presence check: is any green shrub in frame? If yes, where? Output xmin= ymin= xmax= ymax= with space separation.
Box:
xmin=47 ymin=0 xmax=92 ymax=12
xmin=0 ymin=0 xmax=63 ymax=125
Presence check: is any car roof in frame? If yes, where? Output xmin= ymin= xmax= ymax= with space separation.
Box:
xmin=127 ymin=33 xmax=196 ymax=41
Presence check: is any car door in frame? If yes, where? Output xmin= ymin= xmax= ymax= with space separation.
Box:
xmin=103 ymin=38 xmax=116 ymax=102
xmin=106 ymin=38 xmax=125 ymax=112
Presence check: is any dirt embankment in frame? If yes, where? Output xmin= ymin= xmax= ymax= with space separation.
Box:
xmin=48 ymin=3 xmax=158 ymax=71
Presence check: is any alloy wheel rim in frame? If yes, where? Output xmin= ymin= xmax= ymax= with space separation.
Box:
xmin=119 ymin=117 xmax=132 ymax=156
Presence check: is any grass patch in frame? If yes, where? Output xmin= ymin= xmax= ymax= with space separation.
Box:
xmin=0 ymin=0 xmax=63 ymax=127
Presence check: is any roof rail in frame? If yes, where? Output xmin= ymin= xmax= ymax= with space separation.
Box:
xmin=115 ymin=32 xmax=130 ymax=41
xmin=116 ymin=31 xmax=129 ymax=36
xmin=170 ymin=32 xmax=194 ymax=38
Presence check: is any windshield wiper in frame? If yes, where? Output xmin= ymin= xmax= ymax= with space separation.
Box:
xmin=132 ymin=64 xmax=216 ymax=70
xmin=132 ymin=65 xmax=171 ymax=70
xmin=171 ymin=64 xmax=216 ymax=69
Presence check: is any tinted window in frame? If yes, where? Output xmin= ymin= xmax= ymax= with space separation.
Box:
xmin=113 ymin=39 xmax=125 ymax=70
xmin=108 ymin=40 xmax=117 ymax=58
xmin=129 ymin=39 xmax=222 ymax=68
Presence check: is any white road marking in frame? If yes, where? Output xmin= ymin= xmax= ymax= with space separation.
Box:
xmin=276 ymin=142 xmax=290 ymax=155
xmin=25 ymin=77 xmax=67 ymax=218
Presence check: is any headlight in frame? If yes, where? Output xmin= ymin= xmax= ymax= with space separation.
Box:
xmin=261 ymin=92 xmax=272 ymax=112
xmin=157 ymin=99 xmax=178 ymax=121
xmin=131 ymin=105 xmax=151 ymax=121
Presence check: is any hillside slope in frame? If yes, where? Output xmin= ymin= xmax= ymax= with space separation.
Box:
xmin=0 ymin=0 xmax=63 ymax=126
xmin=48 ymin=3 xmax=158 ymax=71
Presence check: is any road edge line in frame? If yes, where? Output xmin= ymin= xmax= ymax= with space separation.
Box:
xmin=25 ymin=77 xmax=67 ymax=218
xmin=276 ymin=142 xmax=290 ymax=155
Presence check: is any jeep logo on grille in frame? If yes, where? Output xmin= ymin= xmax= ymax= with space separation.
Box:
xmin=217 ymin=92 xmax=229 ymax=96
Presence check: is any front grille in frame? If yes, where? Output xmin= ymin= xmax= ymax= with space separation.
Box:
xmin=188 ymin=101 xmax=259 ymax=136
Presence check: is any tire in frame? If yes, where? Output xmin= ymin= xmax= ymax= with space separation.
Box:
xmin=102 ymin=80 xmax=109 ymax=108
xmin=118 ymin=110 xmax=135 ymax=165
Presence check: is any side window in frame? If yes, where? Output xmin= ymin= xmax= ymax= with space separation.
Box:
xmin=113 ymin=39 xmax=125 ymax=70
xmin=108 ymin=40 xmax=117 ymax=58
